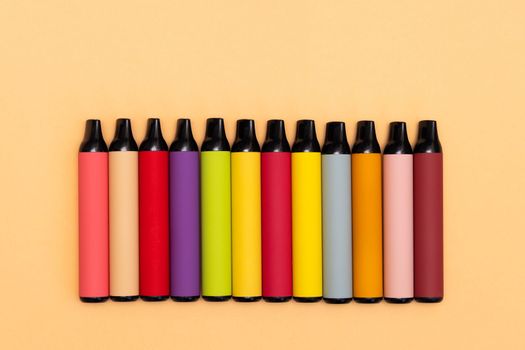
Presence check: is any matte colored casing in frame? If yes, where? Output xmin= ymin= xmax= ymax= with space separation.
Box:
xmin=414 ymin=153 xmax=444 ymax=299
xmin=383 ymin=154 xmax=413 ymax=299
xmin=261 ymin=153 xmax=292 ymax=298
xmin=139 ymin=151 xmax=170 ymax=298
xmin=201 ymin=151 xmax=232 ymax=297
xmin=291 ymin=153 xmax=323 ymax=298
xmin=109 ymin=152 xmax=139 ymax=298
xmin=322 ymin=154 xmax=352 ymax=300
xmin=170 ymin=152 xmax=200 ymax=298
xmin=351 ymin=154 xmax=383 ymax=299
xmin=78 ymin=153 xmax=109 ymax=299
xmin=231 ymin=152 xmax=262 ymax=298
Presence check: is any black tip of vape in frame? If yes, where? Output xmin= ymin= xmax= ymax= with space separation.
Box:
xmin=79 ymin=119 xmax=108 ymax=152
xmin=110 ymin=295 xmax=139 ymax=302
xmin=262 ymin=119 xmax=290 ymax=152
xmin=384 ymin=122 xmax=412 ymax=154
xmin=263 ymin=296 xmax=292 ymax=302
xmin=170 ymin=118 xmax=199 ymax=152
xmin=292 ymin=120 xmax=321 ymax=152
xmin=171 ymin=296 xmax=200 ymax=302
xmin=233 ymin=296 xmax=262 ymax=302
xmin=139 ymin=118 xmax=168 ymax=151
xmin=140 ymin=295 xmax=169 ymax=302
xmin=385 ymin=297 xmax=413 ymax=304
xmin=353 ymin=297 xmax=383 ymax=303
xmin=322 ymin=122 xmax=351 ymax=154
xmin=415 ymin=296 xmax=443 ymax=303
xmin=232 ymin=119 xmax=260 ymax=152
xmin=109 ymin=118 xmax=138 ymax=152
xmin=201 ymin=118 xmax=230 ymax=151
xmin=293 ymin=296 xmax=322 ymax=303
xmin=352 ymin=120 xmax=381 ymax=153
xmin=80 ymin=296 xmax=109 ymax=303
xmin=323 ymin=297 xmax=352 ymax=304
xmin=414 ymin=120 xmax=442 ymax=153
xmin=203 ymin=295 xmax=232 ymax=302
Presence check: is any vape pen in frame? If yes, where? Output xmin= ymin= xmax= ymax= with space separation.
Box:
xmin=291 ymin=120 xmax=323 ymax=302
xmin=109 ymin=118 xmax=139 ymax=301
xmin=78 ymin=119 xmax=109 ymax=302
xmin=352 ymin=120 xmax=383 ymax=303
xmin=201 ymin=118 xmax=232 ymax=301
xmin=170 ymin=119 xmax=200 ymax=301
xmin=261 ymin=120 xmax=292 ymax=302
xmin=139 ymin=118 xmax=169 ymax=301
xmin=414 ymin=120 xmax=443 ymax=303
xmin=322 ymin=122 xmax=352 ymax=304
xmin=383 ymin=122 xmax=413 ymax=303
xmin=231 ymin=119 xmax=262 ymax=302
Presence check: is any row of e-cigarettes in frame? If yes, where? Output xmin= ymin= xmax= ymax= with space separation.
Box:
xmin=79 ymin=117 xmax=443 ymax=304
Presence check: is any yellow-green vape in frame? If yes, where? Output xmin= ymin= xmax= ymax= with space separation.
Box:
xmin=201 ymin=118 xmax=231 ymax=301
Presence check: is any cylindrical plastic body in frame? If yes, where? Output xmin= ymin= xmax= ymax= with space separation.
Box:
xmin=414 ymin=153 xmax=443 ymax=300
xmin=139 ymin=151 xmax=170 ymax=298
xmin=383 ymin=155 xmax=413 ymax=300
xmin=201 ymin=151 xmax=232 ymax=298
xmin=352 ymin=154 xmax=383 ymax=299
xmin=79 ymin=153 xmax=109 ymax=300
xmin=291 ymin=153 xmax=323 ymax=299
xmin=322 ymin=154 xmax=352 ymax=300
xmin=109 ymin=152 xmax=139 ymax=299
xmin=170 ymin=152 xmax=200 ymax=299
xmin=231 ymin=152 xmax=262 ymax=299
xmin=261 ymin=153 xmax=292 ymax=299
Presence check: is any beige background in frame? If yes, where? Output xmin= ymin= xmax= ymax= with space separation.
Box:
xmin=1 ymin=0 xmax=524 ymax=349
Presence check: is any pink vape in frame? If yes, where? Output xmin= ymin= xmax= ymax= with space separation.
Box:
xmin=383 ymin=122 xmax=413 ymax=303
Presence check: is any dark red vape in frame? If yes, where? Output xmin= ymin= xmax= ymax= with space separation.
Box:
xmin=139 ymin=118 xmax=170 ymax=301
xmin=414 ymin=120 xmax=443 ymax=302
xmin=261 ymin=120 xmax=292 ymax=302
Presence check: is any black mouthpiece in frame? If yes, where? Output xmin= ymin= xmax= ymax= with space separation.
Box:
xmin=384 ymin=122 xmax=412 ymax=154
xmin=352 ymin=120 xmax=381 ymax=154
xmin=322 ymin=121 xmax=350 ymax=154
xmin=292 ymin=120 xmax=321 ymax=152
xmin=139 ymin=118 xmax=168 ymax=151
xmin=109 ymin=118 xmax=138 ymax=152
xmin=201 ymin=118 xmax=230 ymax=151
xmin=262 ymin=119 xmax=290 ymax=152
xmin=170 ymin=118 xmax=198 ymax=152
xmin=79 ymin=119 xmax=108 ymax=152
xmin=415 ymin=120 xmax=442 ymax=153
xmin=232 ymin=119 xmax=260 ymax=152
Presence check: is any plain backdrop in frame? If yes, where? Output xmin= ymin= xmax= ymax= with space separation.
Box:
xmin=1 ymin=1 xmax=524 ymax=349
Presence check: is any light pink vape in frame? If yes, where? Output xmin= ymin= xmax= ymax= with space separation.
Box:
xmin=383 ymin=122 xmax=413 ymax=303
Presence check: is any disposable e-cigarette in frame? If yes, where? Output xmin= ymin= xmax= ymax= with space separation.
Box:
xmin=169 ymin=119 xmax=200 ymax=302
xmin=352 ymin=120 xmax=383 ymax=303
xmin=109 ymin=119 xmax=139 ymax=302
xmin=322 ymin=122 xmax=352 ymax=304
xmin=414 ymin=120 xmax=443 ymax=303
xmin=291 ymin=120 xmax=322 ymax=302
xmin=201 ymin=118 xmax=232 ymax=301
xmin=139 ymin=118 xmax=169 ymax=301
xmin=78 ymin=119 xmax=109 ymax=302
xmin=261 ymin=120 xmax=292 ymax=302
xmin=383 ymin=122 xmax=413 ymax=303
xmin=231 ymin=119 xmax=262 ymax=302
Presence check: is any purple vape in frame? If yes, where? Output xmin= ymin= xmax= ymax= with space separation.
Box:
xmin=169 ymin=119 xmax=200 ymax=301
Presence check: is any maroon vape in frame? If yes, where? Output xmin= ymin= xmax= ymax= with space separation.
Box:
xmin=414 ymin=120 xmax=443 ymax=302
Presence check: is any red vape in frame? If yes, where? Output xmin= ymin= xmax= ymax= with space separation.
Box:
xmin=261 ymin=120 xmax=292 ymax=302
